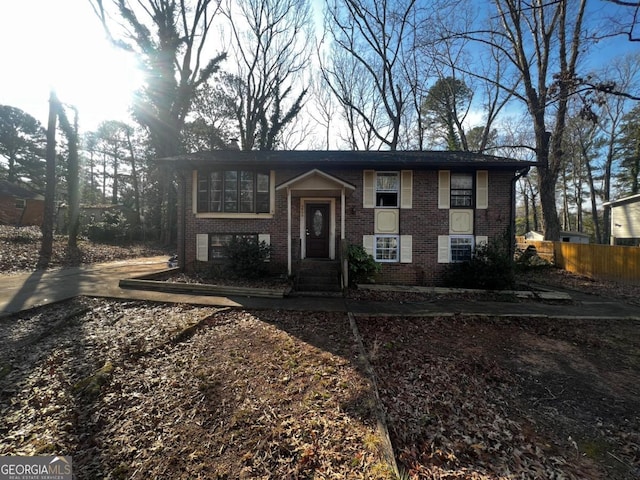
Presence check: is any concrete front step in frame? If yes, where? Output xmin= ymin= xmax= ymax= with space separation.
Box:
xmin=296 ymin=260 xmax=341 ymax=292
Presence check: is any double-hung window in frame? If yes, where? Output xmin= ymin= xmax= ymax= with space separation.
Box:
xmin=450 ymin=235 xmax=474 ymax=263
xmin=375 ymin=172 xmax=399 ymax=207
xmin=209 ymin=233 xmax=258 ymax=260
xmin=198 ymin=170 xmax=270 ymax=213
xmin=375 ymin=235 xmax=399 ymax=262
xmin=450 ymin=173 xmax=473 ymax=208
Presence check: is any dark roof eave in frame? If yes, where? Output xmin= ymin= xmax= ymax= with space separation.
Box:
xmin=156 ymin=150 xmax=540 ymax=170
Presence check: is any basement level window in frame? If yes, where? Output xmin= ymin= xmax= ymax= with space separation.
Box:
xmin=450 ymin=235 xmax=474 ymax=263
xmin=375 ymin=235 xmax=399 ymax=262
xmin=209 ymin=233 xmax=258 ymax=260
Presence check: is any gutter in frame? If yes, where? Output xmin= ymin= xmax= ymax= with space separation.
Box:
xmin=510 ymin=166 xmax=531 ymax=257
xmin=179 ymin=171 xmax=187 ymax=272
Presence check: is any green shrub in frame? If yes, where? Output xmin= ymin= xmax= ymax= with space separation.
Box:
xmin=222 ymin=236 xmax=271 ymax=279
xmin=442 ymin=235 xmax=515 ymax=290
xmin=84 ymin=210 xmax=130 ymax=243
xmin=347 ymin=244 xmax=381 ymax=286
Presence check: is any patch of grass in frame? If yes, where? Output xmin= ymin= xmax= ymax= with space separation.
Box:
xmin=32 ymin=439 xmax=61 ymax=455
xmin=73 ymin=361 xmax=114 ymax=400
xmin=0 ymin=362 xmax=12 ymax=380
xmin=579 ymin=438 xmax=609 ymax=460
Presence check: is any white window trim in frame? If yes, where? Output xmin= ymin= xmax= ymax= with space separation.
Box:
xmin=192 ymin=170 xmax=275 ymax=218
xmin=375 ymin=171 xmax=400 ymax=208
xmin=374 ymin=234 xmax=400 ymax=263
xmin=439 ymin=235 xmax=488 ymax=263
xmin=449 ymin=235 xmax=475 ymax=263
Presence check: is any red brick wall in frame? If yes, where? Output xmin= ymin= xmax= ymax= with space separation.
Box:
xmin=0 ymin=196 xmax=43 ymax=226
xmin=0 ymin=196 xmax=20 ymax=224
xmin=178 ymin=167 xmax=515 ymax=286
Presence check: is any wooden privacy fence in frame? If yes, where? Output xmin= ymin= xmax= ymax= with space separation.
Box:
xmin=516 ymin=237 xmax=640 ymax=285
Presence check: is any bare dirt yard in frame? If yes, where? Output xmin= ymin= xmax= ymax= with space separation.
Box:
xmin=0 ymin=226 xmax=639 ymax=478
xmin=0 ymin=299 xmax=391 ymax=478
xmin=1 ymin=295 xmax=639 ymax=478
xmin=357 ymin=314 xmax=640 ymax=479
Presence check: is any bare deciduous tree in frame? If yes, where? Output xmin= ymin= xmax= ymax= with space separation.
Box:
xmin=322 ymin=0 xmax=420 ymax=150
xmin=89 ymin=0 xmax=225 ymax=243
xmin=222 ymin=0 xmax=312 ymax=150
xmin=456 ymin=0 xmax=589 ymax=240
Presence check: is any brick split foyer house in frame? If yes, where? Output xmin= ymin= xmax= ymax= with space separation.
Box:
xmin=161 ymin=150 xmax=535 ymax=288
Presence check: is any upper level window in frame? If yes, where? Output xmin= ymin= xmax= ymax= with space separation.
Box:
xmin=376 ymin=172 xmax=399 ymax=207
xmin=198 ymin=170 xmax=270 ymax=213
xmin=450 ymin=173 xmax=473 ymax=208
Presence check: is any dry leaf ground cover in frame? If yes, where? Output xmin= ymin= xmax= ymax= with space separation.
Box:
xmin=2 ymin=297 xmax=639 ymax=479
xmin=0 ymin=225 xmax=168 ymax=273
xmin=2 ymin=225 xmax=640 ymax=478
xmin=0 ymin=298 xmax=392 ymax=479
xmin=357 ymin=314 xmax=640 ymax=479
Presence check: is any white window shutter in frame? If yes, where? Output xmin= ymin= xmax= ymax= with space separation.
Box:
xmin=258 ymin=234 xmax=271 ymax=260
xmin=192 ymin=170 xmax=198 ymax=214
xmin=438 ymin=235 xmax=450 ymax=263
xmin=475 ymin=235 xmax=488 ymax=248
xmin=400 ymin=170 xmax=413 ymax=209
xmin=438 ymin=171 xmax=450 ymax=209
xmin=363 ymin=235 xmax=375 ymax=256
xmin=196 ymin=234 xmax=209 ymax=261
xmin=400 ymin=235 xmax=412 ymax=263
xmin=363 ymin=170 xmax=375 ymax=208
xmin=476 ymin=170 xmax=488 ymax=209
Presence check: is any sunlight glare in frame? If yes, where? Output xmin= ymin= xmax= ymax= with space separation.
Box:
xmin=0 ymin=0 xmax=144 ymax=131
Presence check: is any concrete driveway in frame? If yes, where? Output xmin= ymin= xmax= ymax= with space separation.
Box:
xmin=0 ymin=256 xmax=170 ymax=315
xmin=2 ymin=257 xmax=639 ymax=320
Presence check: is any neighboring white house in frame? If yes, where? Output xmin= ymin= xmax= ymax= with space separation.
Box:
xmin=524 ymin=230 xmax=591 ymax=244
xmin=603 ymin=193 xmax=640 ymax=246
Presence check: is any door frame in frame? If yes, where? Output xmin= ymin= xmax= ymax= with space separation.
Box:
xmin=300 ymin=198 xmax=335 ymax=259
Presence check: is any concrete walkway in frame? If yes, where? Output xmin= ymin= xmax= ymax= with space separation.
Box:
xmin=1 ymin=256 xmax=639 ymax=320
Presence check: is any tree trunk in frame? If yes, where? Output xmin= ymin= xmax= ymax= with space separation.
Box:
xmin=58 ymin=106 xmax=80 ymax=249
xmin=102 ymin=153 xmax=107 ymax=204
xmin=38 ymin=92 xmax=58 ymax=268
xmin=125 ymin=129 xmax=142 ymax=226
xmin=582 ymin=139 xmax=601 ymax=243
